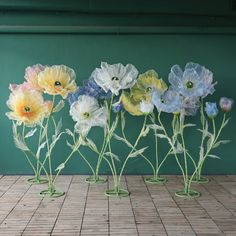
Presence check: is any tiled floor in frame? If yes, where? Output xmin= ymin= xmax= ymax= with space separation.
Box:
xmin=0 ymin=175 xmax=235 ymax=235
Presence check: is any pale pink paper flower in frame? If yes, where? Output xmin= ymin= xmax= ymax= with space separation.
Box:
xmin=9 ymin=82 xmax=32 ymax=93
xmin=24 ymin=64 xmax=45 ymax=92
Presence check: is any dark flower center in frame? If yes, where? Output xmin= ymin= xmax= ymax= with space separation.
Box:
xmin=111 ymin=77 xmax=119 ymax=81
xmin=186 ymin=81 xmax=194 ymax=89
xmin=146 ymin=87 xmax=152 ymax=92
xmin=83 ymin=112 xmax=90 ymax=118
xmin=55 ymin=81 xmax=61 ymax=86
xmin=24 ymin=107 xmax=31 ymax=113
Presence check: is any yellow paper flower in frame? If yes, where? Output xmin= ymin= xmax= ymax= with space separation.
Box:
xmin=6 ymin=90 xmax=48 ymax=126
xmin=121 ymin=91 xmax=143 ymax=116
xmin=131 ymin=70 xmax=167 ymax=102
xmin=38 ymin=65 xmax=77 ymax=98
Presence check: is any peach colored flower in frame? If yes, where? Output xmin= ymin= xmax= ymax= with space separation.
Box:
xmin=38 ymin=65 xmax=77 ymax=98
xmin=6 ymin=90 xmax=48 ymax=127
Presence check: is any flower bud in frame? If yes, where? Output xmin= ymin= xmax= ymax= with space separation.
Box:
xmin=219 ymin=97 xmax=233 ymax=113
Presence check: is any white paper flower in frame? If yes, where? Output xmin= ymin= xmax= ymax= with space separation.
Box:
xmin=91 ymin=62 xmax=138 ymax=96
xmin=69 ymin=95 xmax=107 ymax=136
xmin=140 ymin=101 xmax=154 ymax=114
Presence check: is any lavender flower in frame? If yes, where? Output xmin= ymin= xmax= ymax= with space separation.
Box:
xmin=219 ymin=97 xmax=234 ymax=113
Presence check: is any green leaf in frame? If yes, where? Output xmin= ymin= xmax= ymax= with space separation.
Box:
xmin=207 ymin=134 xmax=214 ymax=149
xmin=208 ymin=154 xmax=221 ymax=159
xmin=66 ymin=140 xmax=74 ymax=150
xmin=184 ymin=123 xmax=196 ymax=128
xmin=155 ymin=133 xmax=168 ymax=139
xmin=36 ymin=141 xmax=47 ymax=159
xmin=55 ymin=118 xmax=63 ymax=136
xmin=25 ymin=128 xmax=37 ymax=138
xmin=55 ymin=163 xmax=65 ymax=172
xmin=113 ymin=133 xmax=133 ymax=148
xmin=53 ymin=100 xmax=65 ymax=113
xmin=110 ymin=114 xmax=119 ymax=134
xmin=86 ymin=138 xmax=98 ymax=153
xmin=213 ymin=140 xmax=231 ymax=148
xmin=199 ymin=146 xmax=204 ymax=161
xmin=65 ymin=129 xmax=74 ymax=137
xmin=121 ymin=110 xmax=126 ymax=132
xmin=147 ymin=124 xmax=163 ymax=131
xmin=104 ymin=152 xmax=120 ymax=162
xmin=141 ymin=126 xmax=150 ymax=137
xmin=14 ymin=137 xmax=29 ymax=151
xmin=129 ymin=146 xmax=148 ymax=158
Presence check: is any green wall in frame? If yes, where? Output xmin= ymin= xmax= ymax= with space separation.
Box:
xmin=0 ymin=1 xmax=235 ymax=174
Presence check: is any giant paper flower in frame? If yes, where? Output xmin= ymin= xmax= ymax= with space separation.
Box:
xmin=121 ymin=91 xmax=153 ymax=116
xmin=92 ymin=62 xmax=138 ymax=96
xmin=152 ymin=89 xmax=182 ymax=114
xmin=24 ymin=64 xmax=45 ymax=92
xmin=131 ymin=70 xmax=167 ymax=102
xmin=6 ymin=90 xmax=48 ymax=126
xmin=168 ymin=62 xmax=216 ymax=98
xmin=67 ymin=77 xmax=112 ymax=105
xmin=38 ymin=65 xmax=77 ymax=98
xmin=69 ymin=95 xmax=108 ymax=136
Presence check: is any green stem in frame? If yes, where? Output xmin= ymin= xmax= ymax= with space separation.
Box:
xmin=117 ymin=115 xmax=147 ymax=189
xmin=52 ymin=139 xmax=81 ymax=185
xmin=45 ymin=95 xmax=56 ymax=186
xmin=158 ymin=113 xmax=187 ymax=184
xmin=77 ymin=149 xmax=95 ymax=176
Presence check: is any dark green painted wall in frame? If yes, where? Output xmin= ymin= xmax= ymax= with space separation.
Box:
xmin=0 ymin=1 xmax=235 ymax=174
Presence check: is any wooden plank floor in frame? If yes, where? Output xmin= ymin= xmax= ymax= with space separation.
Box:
xmin=0 ymin=175 xmax=235 ymax=236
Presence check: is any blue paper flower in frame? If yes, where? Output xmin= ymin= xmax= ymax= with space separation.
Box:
xmin=205 ymin=102 xmax=218 ymax=118
xmin=67 ymin=77 xmax=112 ymax=105
xmin=152 ymin=89 xmax=182 ymax=114
xmin=168 ymin=62 xmax=216 ymax=98
xmin=112 ymin=101 xmax=124 ymax=113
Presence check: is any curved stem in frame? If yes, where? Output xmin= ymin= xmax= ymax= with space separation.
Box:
xmin=158 ymin=113 xmax=186 ymax=184
xmin=76 ymin=149 xmax=95 ymax=176
xmin=117 ymin=115 xmax=147 ymax=188
xmin=52 ymin=139 xmax=80 ymax=185
xmin=156 ymin=148 xmax=172 ymax=176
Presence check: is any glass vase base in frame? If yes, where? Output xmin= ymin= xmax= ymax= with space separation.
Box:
xmin=85 ymin=176 xmax=107 ymax=184
xmin=145 ymin=176 xmax=167 ymax=184
xmin=39 ymin=189 xmax=65 ymax=198
xmin=191 ymin=176 xmax=209 ymax=184
xmin=175 ymin=189 xmax=201 ymax=199
xmin=105 ymin=188 xmax=130 ymax=198
xmin=27 ymin=177 xmax=48 ymax=185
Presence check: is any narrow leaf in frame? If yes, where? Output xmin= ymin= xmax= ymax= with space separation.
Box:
xmin=25 ymin=128 xmax=37 ymax=138
xmin=36 ymin=141 xmax=47 ymax=159
xmin=208 ymin=154 xmax=221 ymax=159
xmin=213 ymin=140 xmax=231 ymax=149
xmin=130 ymin=146 xmax=148 ymax=158
xmin=104 ymin=152 xmax=120 ymax=162
xmin=55 ymin=163 xmax=65 ymax=172
xmin=53 ymin=100 xmax=65 ymax=113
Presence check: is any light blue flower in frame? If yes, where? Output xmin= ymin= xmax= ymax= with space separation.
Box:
xmin=112 ymin=101 xmax=124 ymax=113
xmin=205 ymin=102 xmax=218 ymax=118
xmin=168 ymin=62 xmax=216 ymax=98
xmin=152 ymin=89 xmax=182 ymax=113
xmin=182 ymin=96 xmax=200 ymax=116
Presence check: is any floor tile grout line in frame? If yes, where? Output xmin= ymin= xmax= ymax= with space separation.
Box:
xmin=0 ymin=175 xmax=20 ymax=198
xmin=50 ymin=175 xmax=73 ymax=235
xmin=21 ymin=187 xmax=45 ymax=235
xmin=0 ymin=176 xmax=32 ymax=226
xmin=201 ymin=180 xmax=236 ymax=217
xmin=142 ymin=175 xmax=169 ymax=236
xmin=125 ymin=176 xmax=139 ymax=236
xmin=79 ymin=177 xmax=90 ymax=235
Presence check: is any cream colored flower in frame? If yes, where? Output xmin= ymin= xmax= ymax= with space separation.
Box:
xmin=6 ymin=90 xmax=48 ymax=127
xmin=38 ymin=65 xmax=77 ymax=98
xmin=69 ymin=95 xmax=107 ymax=136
